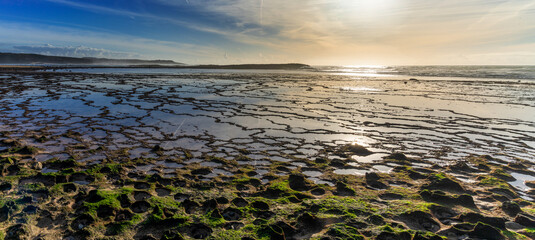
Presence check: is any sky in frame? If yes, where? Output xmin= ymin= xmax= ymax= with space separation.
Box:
xmin=0 ymin=0 xmax=534 ymax=65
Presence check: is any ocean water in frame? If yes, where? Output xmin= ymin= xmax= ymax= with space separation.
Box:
xmin=1 ymin=65 xmax=534 ymax=176
xmin=320 ymin=65 xmax=535 ymax=80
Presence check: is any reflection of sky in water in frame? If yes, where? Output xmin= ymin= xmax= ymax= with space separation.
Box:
xmin=0 ymin=69 xmax=534 ymax=167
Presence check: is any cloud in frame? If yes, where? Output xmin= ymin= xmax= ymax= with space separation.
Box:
xmin=0 ymin=21 xmax=224 ymax=63
xmin=18 ymin=0 xmax=535 ymax=64
xmin=13 ymin=44 xmax=139 ymax=58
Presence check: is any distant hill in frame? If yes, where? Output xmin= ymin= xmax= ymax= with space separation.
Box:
xmin=0 ymin=52 xmax=182 ymax=65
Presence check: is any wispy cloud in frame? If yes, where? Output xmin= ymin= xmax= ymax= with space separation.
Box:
xmin=5 ymin=0 xmax=535 ymax=64
xmin=0 ymin=21 xmax=222 ymax=63
xmin=13 ymin=44 xmax=139 ymax=58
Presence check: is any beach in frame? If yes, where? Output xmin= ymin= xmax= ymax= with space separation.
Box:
xmin=1 ymin=66 xmax=535 ymax=239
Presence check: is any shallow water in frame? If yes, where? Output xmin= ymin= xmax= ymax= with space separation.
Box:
xmin=0 ymin=69 xmax=534 ymax=175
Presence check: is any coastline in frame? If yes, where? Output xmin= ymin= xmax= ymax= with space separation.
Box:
xmin=0 ymin=70 xmax=534 ymax=239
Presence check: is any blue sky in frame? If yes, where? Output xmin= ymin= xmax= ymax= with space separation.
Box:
xmin=0 ymin=0 xmax=534 ymax=65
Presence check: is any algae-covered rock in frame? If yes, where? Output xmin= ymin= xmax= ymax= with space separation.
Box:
xmin=5 ymin=224 xmax=29 ymax=240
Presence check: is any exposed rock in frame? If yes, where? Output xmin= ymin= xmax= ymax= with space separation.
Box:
xmin=396 ymin=211 xmax=440 ymax=232
xmin=222 ymin=207 xmax=243 ymax=221
xmin=457 ymin=212 xmax=506 ymax=229
xmin=5 ymin=224 xmax=29 ymax=240
xmin=469 ymin=222 xmax=505 ymax=240
xmin=429 ymin=204 xmax=458 ymax=224
xmin=514 ymin=214 xmax=535 ymax=228
xmin=420 ymin=190 xmax=476 ymax=208
xmin=386 ymin=152 xmax=408 ymax=161
xmin=231 ymin=197 xmax=249 ymax=207
xmin=251 ymin=200 xmax=269 ymax=211
xmin=288 ymin=174 xmax=313 ymax=191
xmin=501 ymin=201 xmax=521 ymax=216
xmin=340 ymin=144 xmax=372 ymax=156
xmin=134 ymin=191 xmax=152 ymax=201
xmin=260 ymin=221 xmax=296 ymax=239
xmin=335 ymin=182 xmax=356 ymax=196
xmin=365 ymin=172 xmax=388 ymax=189
xmin=187 ymin=223 xmax=212 ymax=239
xmin=421 ymin=174 xmax=466 ymax=193
xmin=71 ymin=214 xmax=95 ymax=230
xmin=131 ymin=201 xmax=151 ymax=213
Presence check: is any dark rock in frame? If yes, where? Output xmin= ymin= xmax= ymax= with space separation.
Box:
xmin=0 ymin=182 xmax=12 ymax=191
xmin=134 ymin=181 xmax=151 ymax=190
xmin=222 ymin=207 xmax=243 ymax=221
xmin=525 ymin=180 xmax=535 ymax=188
xmin=22 ymin=205 xmax=38 ymax=214
xmin=253 ymin=210 xmax=275 ymax=220
xmin=118 ymin=194 xmax=132 ymax=208
xmin=151 ymin=145 xmax=164 ymax=152
xmin=5 ymin=224 xmax=29 ymax=240
xmin=397 ymin=211 xmax=440 ymax=232
xmin=156 ymin=187 xmax=171 ymax=197
xmin=489 ymin=187 xmax=518 ymax=199
xmin=366 ymin=214 xmax=385 ymax=225
xmin=173 ymin=193 xmax=190 ymax=202
xmin=188 ymin=223 xmax=212 ymax=239
xmin=379 ymin=192 xmax=403 ymax=200
xmin=329 ymin=159 xmax=346 ymax=168
xmin=161 ymin=229 xmax=185 ymax=240
xmin=235 ymin=183 xmax=249 ymax=191
xmin=365 ymin=172 xmax=388 ymax=189
xmin=191 ymin=167 xmax=212 ymax=175
xmin=115 ymin=209 xmax=133 ymax=222
xmin=97 ymin=205 xmax=116 ymax=219
xmin=335 ymin=182 xmax=356 ymax=196
xmin=294 ymin=213 xmax=324 ymax=238
xmin=231 ymin=197 xmax=249 ymax=207
xmin=420 ymin=190 xmax=476 ymax=208
xmin=457 ymin=212 xmax=506 ymax=229
xmin=182 ymin=199 xmax=201 ymax=214
xmin=514 ymin=214 xmax=535 ymax=228
xmin=376 ymin=231 xmax=411 ymax=240
xmin=70 ymin=172 xmax=94 ymax=184
xmin=341 ymin=144 xmax=372 ymax=156
xmin=134 ymin=191 xmax=152 ymax=201
xmin=251 ymin=201 xmax=269 ymax=211
xmin=429 ymin=204 xmax=458 ymax=224
xmin=140 ymin=235 xmax=157 ymax=240
xmin=260 ymin=221 xmax=296 ymax=240
xmin=210 ymin=209 xmax=223 ymax=219
xmin=412 ymin=232 xmax=444 ymax=240
xmin=224 ymin=221 xmax=244 ymax=230
xmin=71 ymin=214 xmax=95 ymax=230
xmin=62 ymin=183 xmax=77 ymax=193
xmin=469 ymin=222 xmax=505 ymax=240
xmin=85 ymin=190 xmax=104 ymax=203
xmin=0 ymin=205 xmax=10 ymax=222
xmin=17 ymin=196 xmax=32 ymax=204
xmin=202 ymin=199 xmax=218 ymax=212
xmin=407 ymin=169 xmax=427 ymax=180
xmin=422 ymin=174 xmax=466 ymax=194
xmin=386 ymin=152 xmax=407 ymax=161
xmin=501 ymin=201 xmax=522 ymax=216
xmin=215 ymin=197 xmax=229 ymax=204
xmin=311 ymin=187 xmax=325 ymax=196
xmin=131 ymin=201 xmax=151 ymax=213
xmin=289 ymin=174 xmax=312 ymax=191
xmin=36 ymin=210 xmax=54 ymax=228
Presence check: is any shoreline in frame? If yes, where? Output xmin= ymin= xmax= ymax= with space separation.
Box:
xmin=0 ymin=70 xmax=534 ymax=239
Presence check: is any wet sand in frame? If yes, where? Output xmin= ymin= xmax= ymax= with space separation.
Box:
xmin=1 ymin=70 xmax=535 ymax=239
